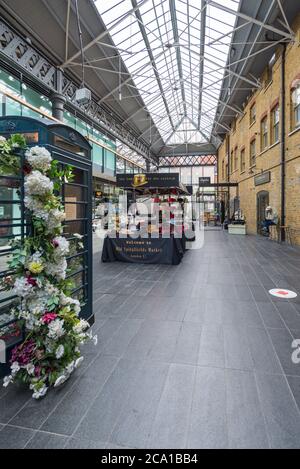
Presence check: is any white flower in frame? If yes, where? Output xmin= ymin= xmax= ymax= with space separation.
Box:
xmin=26 ymin=364 xmax=35 ymax=376
xmin=25 ymin=146 xmax=52 ymax=172
xmin=73 ymin=319 xmax=89 ymax=334
xmin=73 ymin=233 xmax=83 ymax=239
xmin=0 ymin=136 xmax=7 ymax=142
xmin=60 ymin=294 xmax=81 ymax=315
xmin=78 ymin=242 xmax=84 ymax=249
xmin=65 ymin=361 xmax=75 ymax=375
xmin=14 ymin=277 xmax=34 ymax=297
xmin=24 ymin=195 xmax=49 ymax=219
xmin=3 ymin=375 xmax=13 ymax=387
xmin=93 ymin=335 xmax=98 ymax=346
xmin=11 ymin=362 xmax=20 ymax=375
xmin=53 ymin=236 xmax=69 ymax=256
xmin=74 ymin=357 xmax=84 ymax=369
xmin=55 ymin=344 xmax=64 ymax=359
xmin=47 ymin=318 xmax=65 ymax=339
xmin=54 ymin=375 xmax=68 ymax=388
xmin=25 ymin=171 xmax=53 ymax=196
xmin=32 ymin=385 xmax=48 ymax=399
xmin=45 ymin=258 xmax=67 ymax=280
xmin=47 ymin=209 xmax=66 ymax=231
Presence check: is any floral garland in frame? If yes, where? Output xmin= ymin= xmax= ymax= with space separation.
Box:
xmin=0 ymin=135 xmax=96 ymax=399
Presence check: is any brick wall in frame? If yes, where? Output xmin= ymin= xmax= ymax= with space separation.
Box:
xmin=217 ymin=14 xmax=300 ymax=243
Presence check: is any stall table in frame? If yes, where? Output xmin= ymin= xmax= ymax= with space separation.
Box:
xmin=102 ymin=234 xmax=186 ymax=265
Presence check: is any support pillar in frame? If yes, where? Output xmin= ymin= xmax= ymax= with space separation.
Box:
xmin=51 ymin=68 xmax=66 ymax=121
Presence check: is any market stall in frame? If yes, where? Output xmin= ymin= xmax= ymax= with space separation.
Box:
xmin=101 ymin=173 xmax=190 ymax=265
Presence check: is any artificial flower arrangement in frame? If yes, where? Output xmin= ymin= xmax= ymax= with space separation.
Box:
xmin=0 ymin=135 xmax=96 ymax=399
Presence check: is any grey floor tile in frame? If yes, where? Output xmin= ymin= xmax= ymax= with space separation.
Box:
xmin=183 ymin=298 xmax=205 ymax=323
xmin=25 ymin=431 xmax=68 ymax=449
xmin=65 ymin=437 xmax=107 ymax=449
xmin=256 ymin=302 xmax=286 ymax=329
xmin=102 ymin=319 xmax=143 ymax=357
xmin=148 ymin=321 xmax=182 ymax=362
xmin=147 ymin=363 xmax=196 ymax=449
xmin=172 ymin=322 xmax=202 ymax=365
xmin=203 ymin=300 xmax=223 ymax=325
xmin=198 ymin=325 xmax=225 ymax=368
xmin=74 ymin=358 xmax=142 ymax=443
xmin=255 ymin=373 xmax=300 ymax=448
xmin=41 ymin=354 xmax=118 ymax=435
xmin=247 ymin=327 xmax=282 ymax=374
xmin=249 ymin=285 xmax=271 ymax=302
xmin=0 ymin=425 xmax=35 ymax=449
xmin=187 ymin=367 xmax=228 ymax=449
xmin=110 ymin=360 xmax=169 ymax=448
xmin=224 ymin=325 xmax=254 ymax=371
xmin=286 ymin=375 xmax=300 ymax=412
xmin=0 ymin=386 xmax=31 ymax=424
xmin=276 ymin=302 xmax=300 ymax=331
xmin=226 ymin=370 xmax=269 ymax=448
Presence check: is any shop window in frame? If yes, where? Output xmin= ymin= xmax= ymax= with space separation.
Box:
xmin=104 ymin=149 xmax=116 ymax=175
xmin=21 ymin=86 xmax=51 ymax=116
xmin=234 ymin=147 xmax=238 ymax=171
xmin=260 ymin=116 xmax=268 ymax=151
xmin=92 ymin=143 xmax=103 ymax=168
xmin=5 ymin=96 xmax=21 ymax=116
xmin=0 ymin=70 xmax=21 ymax=95
xmin=250 ymin=103 xmax=256 ymax=125
xmin=265 ymin=53 xmax=276 ymax=87
xmin=271 ymin=105 xmax=279 ymax=144
xmin=250 ymin=139 xmax=256 ymax=166
xmin=240 ymin=148 xmax=245 ymax=173
xmin=21 ymin=104 xmax=42 ymax=119
xmin=230 ymin=150 xmax=234 ymax=173
xmin=291 ymin=83 xmax=300 ymax=130
xmin=64 ymin=111 xmax=76 ymax=128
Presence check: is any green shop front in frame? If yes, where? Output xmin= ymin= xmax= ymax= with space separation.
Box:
xmin=0 ymin=116 xmax=94 ymax=376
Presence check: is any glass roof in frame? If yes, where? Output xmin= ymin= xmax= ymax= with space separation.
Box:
xmin=95 ymin=0 xmax=240 ymax=146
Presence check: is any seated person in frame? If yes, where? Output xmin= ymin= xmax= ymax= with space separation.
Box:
xmin=262 ymin=206 xmax=278 ymax=235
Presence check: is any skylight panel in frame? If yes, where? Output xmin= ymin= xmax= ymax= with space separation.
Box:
xmin=96 ymin=0 xmax=240 ymax=146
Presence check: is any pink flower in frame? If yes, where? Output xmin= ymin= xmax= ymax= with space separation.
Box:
xmin=34 ymin=365 xmax=42 ymax=377
xmin=42 ymin=312 xmax=58 ymax=324
xmin=26 ymin=275 xmax=37 ymax=287
xmin=10 ymin=339 xmax=36 ymax=366
xmin=52 ymin=240 xmax=59 ymax=248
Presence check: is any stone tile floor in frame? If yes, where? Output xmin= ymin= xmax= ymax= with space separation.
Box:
xmin=1 ymin=230 xmax=300 ymax=448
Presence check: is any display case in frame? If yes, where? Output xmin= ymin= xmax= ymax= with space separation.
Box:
xmin=0 ymin=116 xmax=93 ymax=375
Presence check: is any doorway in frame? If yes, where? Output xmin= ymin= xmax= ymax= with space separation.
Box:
xmin=257 ymin=191 xmax=269 ymax=234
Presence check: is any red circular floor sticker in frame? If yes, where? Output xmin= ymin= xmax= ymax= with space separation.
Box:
xmin=269 ymin=288 xmax=297 ymax=299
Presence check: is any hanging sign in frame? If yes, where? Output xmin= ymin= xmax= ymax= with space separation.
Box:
xmin=116 ymin=173 xmax=180 ymax=188
xmin=199 ymin=177 xmax=211 ymax=186
xmin=269 ymin=288 xmax=297 ymax=299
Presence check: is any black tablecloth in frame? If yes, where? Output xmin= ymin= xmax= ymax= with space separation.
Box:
xmin=101 ymin=235 xmax=186 ymax=265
